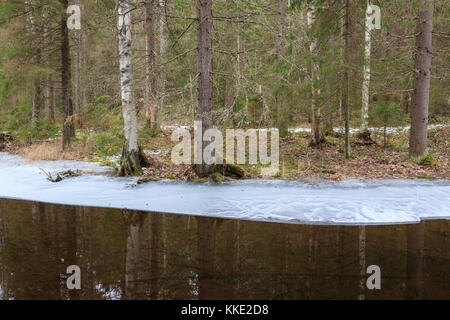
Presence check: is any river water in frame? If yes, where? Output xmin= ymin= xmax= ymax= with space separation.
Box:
xmin=0 ymin=199 xmax=448 ymax=299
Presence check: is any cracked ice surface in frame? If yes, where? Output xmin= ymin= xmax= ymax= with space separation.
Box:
xmin=0 ymin=152 xmax=449 ymax=225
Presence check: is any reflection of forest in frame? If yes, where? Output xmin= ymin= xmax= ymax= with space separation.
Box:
xmin=0 ymin=198 xmax=448 ymax=300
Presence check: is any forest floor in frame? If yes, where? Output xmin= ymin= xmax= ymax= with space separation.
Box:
xmin=2 ymin=125 xmax=449 ymax=182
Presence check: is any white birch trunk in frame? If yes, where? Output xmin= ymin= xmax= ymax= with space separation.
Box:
xmin=361 ymin=0 xmax=372 ymax=132
xmin=118 ymin=0 xmax=138 ymax=154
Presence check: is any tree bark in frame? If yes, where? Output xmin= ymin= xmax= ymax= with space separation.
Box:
xmin=409 ymin=0 xmax=433 ymax=158
xmin=60 ymin=0 xmax=75 ymax=149
xmin=118 ymin=0 xmax=150 ymax=176
xmin=194 ymin=0 xmax=214 ymax=177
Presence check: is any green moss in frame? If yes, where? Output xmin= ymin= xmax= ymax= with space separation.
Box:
xmin=166 ymin=175 xmax=176 ymax=180
xmin=137 ymin=176 xmax=159 ymax=184
xmin=210 ymin=172 xmax=224 ymax=182
xmin=321 ymin=169 xmax=337 ymax=174
xmin=418 ymin=154 xmax=434 ymax=166
xmin=408 ymin=174 xmax=436 ymax=181
xmin=100 ymin=159 xmax=119 ymax=169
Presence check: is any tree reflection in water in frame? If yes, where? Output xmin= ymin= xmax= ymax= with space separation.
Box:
xmin=0 ymin=198 xmax=448 ymax=300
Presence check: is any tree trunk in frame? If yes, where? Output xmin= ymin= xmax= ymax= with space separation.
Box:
xmin=118 ymin=0 xmax=150 ymax=176
xmin=32 ymin=71 xmax=42 ymax=125
xmin=308 ymin=5 xmax=323 ymax=145
xmin=74 ymin=0 xmax=82 ymax=115
xmin=81 ymin=0 xmax=89 ymax=108
xmin=60 ymin=0 xmax=75 ymax=149
xmin=276 ymin=0 xmax=288 ymax=137
xmin=48 ymin=76 xmax=55 ymax=123
xmin=343 ymin=0 xmax=351 ymax=159
xmin=158 ymin=0 xmax=166 ymax=125
xmin=409 ymin=0 xmax=433 ymax=159
xmin=194 ymin=0 xmax=214 ymax=177
xmin=224 ymin=0 xmax=236 ymax=121
xmin=361 ymin=0 xmax=372 ymax=134
xmin=145 ymin=0 xmax=158 ymax=128
xmin=339 ymin=15 xmax=344 ymax=123
xmin=25 ymin=0 xmax=42 ymax=126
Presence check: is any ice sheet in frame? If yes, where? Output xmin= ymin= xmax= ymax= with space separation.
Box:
xmin=0 ymin=152 xmax=449 ymax=225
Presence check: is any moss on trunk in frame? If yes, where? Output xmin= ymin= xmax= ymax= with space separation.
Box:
xmin=118 ymin=144 xmax=151 ymax=176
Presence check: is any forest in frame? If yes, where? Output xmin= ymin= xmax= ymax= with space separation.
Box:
xmin=0 ymin=0 xmax=448 ymax=180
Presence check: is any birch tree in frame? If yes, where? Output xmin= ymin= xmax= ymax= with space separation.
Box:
xmin=360 ymin=0 xmax=372 ymax=135
xmin=409 ymin=0 xmax=434 ymax=159
xmin=117 ymin=0 xmax=149 ymax=176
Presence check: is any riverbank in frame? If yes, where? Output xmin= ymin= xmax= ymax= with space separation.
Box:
xmin=2 ymin=124 xmax=449 ymax=181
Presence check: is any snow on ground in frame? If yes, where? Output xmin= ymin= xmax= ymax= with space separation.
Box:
xmin=0 ymin=152 xmax=449 ymax=225
xmin=161 ymin=123 xmax=448 ymax=134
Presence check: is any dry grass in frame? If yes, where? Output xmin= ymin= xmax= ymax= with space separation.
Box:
xmin=16 ymin=140 xmax=90 ymax=161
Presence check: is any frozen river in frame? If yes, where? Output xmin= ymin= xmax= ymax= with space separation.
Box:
xmin=0 ymin=152 xmax=449 ymax=225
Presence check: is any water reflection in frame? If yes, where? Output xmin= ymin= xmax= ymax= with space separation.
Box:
xmin=0 ymin=198 xmax=448 ymax=300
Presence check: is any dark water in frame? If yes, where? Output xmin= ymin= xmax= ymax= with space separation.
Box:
xmin=0 ymin=198 xmax=448 ymax=300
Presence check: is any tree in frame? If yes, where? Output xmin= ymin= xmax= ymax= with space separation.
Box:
xmin=117 ymin=0 xmax=150 ymax=176
xmin=369 ymin=102 xmax=406 ymax=146
xmin=343 ymin=0 xmax=351 ymax=158
xmin=276 ymin=0 xmax=288 ymax=137
xmin=74 ymin=0 xmax=82 ymax=115
xmin=360 ymin=0 xmax=373 ymax=135
xmin=224 ymin=0 xmax=236 ymax=124
xmin=25 ymin=1 xmax=42 ymax=126
xmin=194 ymin=0 xmax=214 ymax=177
xmin=409 ymin=0 xmax=434 ymax=159
xmin=60 ymin=0 xmax=75 ymax=149
xmin=308 ymin=4 xmax=323 ymax=145
xmin=145 ymin=0 xmax=158 ymax=128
